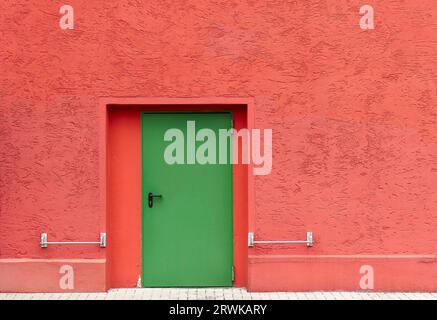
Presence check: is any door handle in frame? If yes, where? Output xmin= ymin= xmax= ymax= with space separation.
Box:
xmin=148 ymin=192 xmax=162 ymax=208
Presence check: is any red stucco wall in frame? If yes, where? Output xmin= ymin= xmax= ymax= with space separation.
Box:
xmin=1 ymin=1 xmax=437 ymax=292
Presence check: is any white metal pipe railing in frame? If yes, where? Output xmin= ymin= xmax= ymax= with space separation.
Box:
xmin=40 ymin=232 xmax=106 ymax=248
xmin=248 ymin=231 xmax=313 ymax=247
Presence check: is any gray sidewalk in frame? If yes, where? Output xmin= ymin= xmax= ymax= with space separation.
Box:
xmin=0 ymin=288 xmax=436 ymax=300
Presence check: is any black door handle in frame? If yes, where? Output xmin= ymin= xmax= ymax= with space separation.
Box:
xmin=148 ymin=192 xmax=162 ymax=208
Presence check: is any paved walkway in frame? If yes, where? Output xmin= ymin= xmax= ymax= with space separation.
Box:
xmin=0 ymin=288 xmax=436 ymax=300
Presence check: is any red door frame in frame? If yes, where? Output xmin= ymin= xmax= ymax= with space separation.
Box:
xmin=99 ymin=97 xmax=255 ymax=289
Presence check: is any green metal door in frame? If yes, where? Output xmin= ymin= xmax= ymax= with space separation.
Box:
xmin=141 ymin=112 xmax=233 ymax=287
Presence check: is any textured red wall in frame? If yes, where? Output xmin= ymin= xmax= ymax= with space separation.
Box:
xmin=1 ymin=1 xmax=437 ymax=291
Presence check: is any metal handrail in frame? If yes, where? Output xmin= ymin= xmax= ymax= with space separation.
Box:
xmin=248 ymin=231 xmax=313 ymax=247
xmin=40 ymin=232 xmax=106 ymax=248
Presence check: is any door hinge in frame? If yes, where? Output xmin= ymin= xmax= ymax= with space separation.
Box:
xmin=232 ymin=266 xmax=235 ymax=282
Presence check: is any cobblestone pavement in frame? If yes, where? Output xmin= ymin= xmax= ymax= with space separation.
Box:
xmin=0 ymin=288 xmax=436 ymax=300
